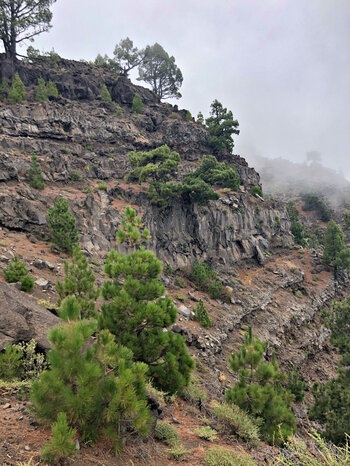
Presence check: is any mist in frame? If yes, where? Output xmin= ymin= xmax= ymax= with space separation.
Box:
xmin=10 ymin=0 xmax=350 ymax=178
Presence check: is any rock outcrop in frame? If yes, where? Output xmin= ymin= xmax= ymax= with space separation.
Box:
xmin=0 ymin=282 xmax=60 ymax=350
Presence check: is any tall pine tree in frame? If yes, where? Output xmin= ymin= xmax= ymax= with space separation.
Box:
xmin=47 ymin=198 xmax=79 ymax=254
xmin=99 ymin=206 xmax=194 ymax=394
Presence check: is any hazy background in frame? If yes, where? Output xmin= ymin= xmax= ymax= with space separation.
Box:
xmin=18 ymin=0 xmax=350 ymax=178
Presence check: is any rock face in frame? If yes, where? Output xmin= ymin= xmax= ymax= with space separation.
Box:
xmin=0 ymin=282 xmax=60 ymax=350
xmin=0 ymin=58 xmax=292 ymax=268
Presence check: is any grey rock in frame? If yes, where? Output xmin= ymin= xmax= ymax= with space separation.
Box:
xmin=177 ymin=304 xmax=191 ymax=319
xmin=35 ymin=278 xmax=50 ymax=290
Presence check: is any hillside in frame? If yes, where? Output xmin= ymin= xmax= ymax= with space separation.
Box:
xmin=0 ymin=58 xmax=349 ymax=465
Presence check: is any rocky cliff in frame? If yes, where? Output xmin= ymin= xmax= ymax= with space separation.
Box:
xmin=0 ymin=58 xmax=292 ymax=269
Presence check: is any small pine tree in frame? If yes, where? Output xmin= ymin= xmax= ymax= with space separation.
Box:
xmin=28 ymin=153 xmax=45 ymax=189
xmin=47 ymin=198 xmax=79 ymax=254
xmin=194 ymin=300 xmax=212 ymax=327
xmin=8 ymin=73 xmax=26 ymax=104
xmin=46 ymin=80 xmax=59 ymax=98
xmin=41 ymin=412 xmax=76 ymax=464
xmin=35 ymin=77 xmax=48 ymax=101
xmin=3 ymin=256 xmax=34 ymax=291
xmin=323 ymin=220 xmax=344 ymax=265
xmin=196 ymin=111 xmax=204 ymax=126
xmin=99 ymin=207 xmax=194 ymax=394
xmin=101 ymin=84 xmax=112 ymax=102
xmin=132 ymin=93 xmax=144 ymax=114
xmin=31 ymin=320 xmax=151 ymax=451
xmin=185 ymin=110 xmax=192 ymax=122
xmin=116 ymin=205 xmax=150 ymax=246
xmin=56 ymin=246 xmax=100 ymax=318
xmin=226 ymin=327 xmax=296 ymax=445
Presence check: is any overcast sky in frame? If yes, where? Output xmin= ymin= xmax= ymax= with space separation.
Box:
xmin=24 ymin=0 xmax=350 ymax=177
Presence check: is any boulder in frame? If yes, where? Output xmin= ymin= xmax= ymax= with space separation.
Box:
xmin=0 ymin=282 xmax=60 ymax=350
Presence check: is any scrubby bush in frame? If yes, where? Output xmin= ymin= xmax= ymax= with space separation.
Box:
xmin=323 ymin=220 xmax=344 ymax=265
xmin=28 ymin=153 xmax=45 ymax=189
xmin=8 ymin=73 xmax=26 ymax=104
xmin=31 ymin=320 xmax=151 ymax=452
xmin=132 ymin=93 xmax=144 ymax=113
xmin=194 ymin=300 xmax=212 ymax=327
xmin=181 ymin=376 xmax=207 ymax=405
xmin=190 ymin=261 xmax=224 ymax=299
xmin=287 ymin=201 xmax=306 ymax=247
xmin=0 ymin=344 xmax=23 ymax=381
xmin=287 ymin=366 xmax=306 ymax=402
xmin=185 ymin=110 xmax=192 ymax=122
xmin=185 ymin=155 xmax=240 ymax=191
xmin=204 ymin=446 xmax=257 ymax=466
xmin=56 ymin=246 xmax=100 ymax=318
xmin=0 ymin=339 xmax=46 ymax=382
xmin=194 ymin=426 xmax=218 ymax=441
xmin=225 ymin=327 xmax=296 ymax=445
xmin=154 ymin=421 xmax=179 ymax=446
xmin=46 ymin=80 xmax=59 ymax=98
xmin=41 ymin=412 xmax=76 ymax=464
xmin=35 ymin=77 xmax=48 ymax=101
xmin=178 ymin=177 xmax=220 ymax=205
xmin=302 ymin=193 xmax=332 ymax=222
xmin=0 ymin=78 xmax=9 ymax=101
xmin=212 ymin=401 xmax=260 ymax=445
xmin=251 ymin=185 xmax=263 ymax=197
xmin=168 ymin=443 xmax=189 ymax=461
xmin=101 ymin=84 xmax=112 ymax=102
xmin=3 ymin=256 xmax=34 ymax=291
xmin=47 ymin=198 xmax=79 ymax=254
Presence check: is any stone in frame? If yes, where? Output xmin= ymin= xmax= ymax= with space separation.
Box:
xmin=0 ymin=281 xmax=60 ymax=350
xmin=177 ymin=304 xmax=191 ymax=319
xmin=35 ymin=278 xmax=50 ymax=290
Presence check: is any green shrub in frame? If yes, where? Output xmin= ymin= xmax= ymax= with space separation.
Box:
xmin=8 ymin=73 xmax=26 ymax=104
xmin=204 ymin=446 xmax=257 ymax=466
xmin=225 ymin=327 xmax=296 ymax=445
xmin=287 ymin=201 xmax=306 ymax=247
xmin=115 ymin=105 xmax=123 ymax=116
xmin=62 ymin=148 xmax=71 ymax=154
xmin=47 ymin=198 xmax=79 ymax=254
xmin=31 ymin=320 xmax=151 ymax=451
xmin=168 ymin=443 xmax=189 ymax=461
xmin=3 ymin=256 xmax=34 ymax=291
xmin=154 ymin=421 xmax=179 ymax=446
xmin=205 ymin=100 xmax=240 ymax=154
xmin=273 ymin=429 xmax=350 ymax=465
xmin=302 ymin=193 xmax=332 ymax=222
xmin=70 ymin=170 xmax=83 ymax=182
xmin=194 ymin=426 xmax=217 ymax=441
xmin=251 ymin=185 xmax=263 ymax=197
xmin=132 ymin=93 xmax=144 ymax=114
xmin=0 ymin=344 xmax=23 ymax=381
xmin=190 ymin=262 xmax=224 ymax=299
xmin=185 ymin=110 xmax=192 ymax=122
xmin=185 ymin=155 xmax=240 ymax=191
xmin=174 ymin=276 xmax=186 ymax=288
xmin=177 ymin=177 xmax=220 ymax=205
xmin=212 ymin=401 xmax=260 ymax=445
xmin=101 ymin=84 xmax=112 ymax=102
xmin=194 ymin=300 xmax=212 ymax=327
xmin=41 ymin=412 xmax=76 ymax=464
xmin=15 ymin=339 xmax=47 ymax=380
xmin=46 ymin=80 xmax=59 ymax=98
xmin=97 ymin=181 xmax=107 ymax=190
xmin=28 ymin=153 xmax=45 ymax=189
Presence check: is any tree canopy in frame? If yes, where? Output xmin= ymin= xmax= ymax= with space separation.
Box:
xmin=113 ymin=37 xmax=143 ymax=76
xmin=0 ymin=0 xmax=56 ymax=60
xmin=138 ymin=42 xmax=183 ymax=100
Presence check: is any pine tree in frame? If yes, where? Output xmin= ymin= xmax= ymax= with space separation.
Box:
xmin=101 ymin=84 xmax=112 ymax=102
xmin=30 ymin=320 xmax=151 ymax=451
xmin=35 ymin=77 xmax=48 ymax=101
xmin=205 ymin=100 xmax=239 ymax=154
xmin=28 ymin=153 xmax=45 ymax=190
xmin=116 ymin=205 xmax=150 ymax=246
xmin=323 ymin=220 xmax=344 ymax=265
xmin=8 ymin=73 xmax=26 ymax=104
xmin=0 ymin=78 xmax=9 ymax=101
xmin=3 ymin=256 xmax=34 ymax=291
xmin=47 ymin=198 xmax=79 ymax=254
xmin=225 ymin=327 xmax=296 ymax=445
xmin=41 ymin=412 xmax=76 ymax=464
xmin=46 ymin=80 xmax=58 ymax=97
xmin=56 ymin=246 xmax=99 ymax=318
xmin=132 ymin=93 xmax=143 ymax=114
xmin=99 ymin=207 xmax=194 ymax=394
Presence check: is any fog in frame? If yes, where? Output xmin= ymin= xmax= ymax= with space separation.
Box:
xmin=13 ymin=0 xmax=350 ymax=178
